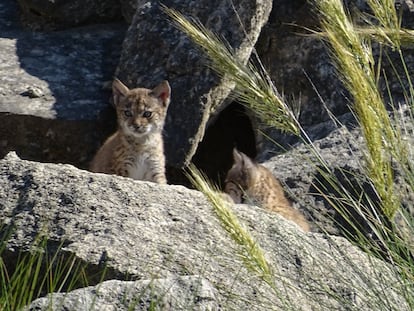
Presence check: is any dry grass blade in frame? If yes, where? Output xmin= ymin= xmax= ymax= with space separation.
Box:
xmin=314 ymin=27 xmax=414 ymax=48
xmin=163 ymin=5 xmax=300 ymax=135
xmin=366 ymin=0 xmax=401 ymax=48
xmin=317 ymin=0 xmax=400 ymax=218
xmin=185 ymin=164 xmax=275 ymax=287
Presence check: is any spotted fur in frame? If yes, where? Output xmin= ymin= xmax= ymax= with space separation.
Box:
xmin=224 ymin=149 xmax=310 ymax=232
xmin=90 ymin=79 xmax=170 ymax=184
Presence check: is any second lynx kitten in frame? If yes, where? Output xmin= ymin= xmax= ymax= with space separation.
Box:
xmin=224 ymin=149 xmax=310 ymax=232
xmin=90 ymin=79 xmax=170 ymax=183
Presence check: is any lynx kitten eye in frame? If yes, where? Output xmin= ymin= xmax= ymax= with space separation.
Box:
xmin=124 ymin=110 xmax=132 ymax=117
xmin=143 ymin=111 xmax=152 ymax=118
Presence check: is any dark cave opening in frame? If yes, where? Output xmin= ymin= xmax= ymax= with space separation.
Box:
xmin=191 ymin=102 xmax=257 ymax=188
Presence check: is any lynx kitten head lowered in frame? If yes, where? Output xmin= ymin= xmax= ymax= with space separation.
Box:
xmin=224 ymin=149 xmax=310 ymax=232
xmin=90 ymin=79 xmax=170 ymax=183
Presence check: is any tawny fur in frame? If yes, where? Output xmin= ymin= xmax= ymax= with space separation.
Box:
xmin=90 ymin=79 xmax=170 ymax=184
xmin=224 ymin=149 xmax=310 ymax=232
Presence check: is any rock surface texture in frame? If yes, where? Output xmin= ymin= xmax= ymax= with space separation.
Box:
xmin=28 ymin=277 xmax=219 ymax=310
xmin=0 ymin=0 xmax=126 ymax=168
xmin=0 ymin=152 xmax=408 ymax=310
xmin=256 ymin=0 xmax=414 ymax=148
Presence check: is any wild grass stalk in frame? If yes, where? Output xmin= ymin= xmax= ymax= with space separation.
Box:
xmin=186 ymin=164 xmax=274 ymax=286
xmin=316 ymin=0 xmax=402 ymax=219
xmin=316 ymin=0 xmax=414 ymax=279
xmin=186 ymin=164 xmax=314 ymax=310
xmin=366 ymin=0 xmax=401 ymax=47
xmin=316 ymin=27 xmax=414 ymax=48
xmin=163 ymin=6 xmax=300 ymax=136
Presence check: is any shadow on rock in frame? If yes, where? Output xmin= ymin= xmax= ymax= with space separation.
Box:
xmin=0 ymin=0 xmax=126 ymax=168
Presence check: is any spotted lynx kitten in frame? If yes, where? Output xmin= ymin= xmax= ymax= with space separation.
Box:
xmin=224 ymin=149 xmax=310 ymax=232
xmin=90 ymin=78 xmax=170 ymax=183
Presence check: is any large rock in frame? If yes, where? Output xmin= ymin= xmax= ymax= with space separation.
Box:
xmin=17 ymin=0 xmax=122 ymax=30
xmin=256 ymin=0 xmax=342 ymax=129
xmin=256 ymin=0 xmax=414 ymax=147
xmin=0 ymin=152 xmax=408 ymax=310
xmin=116 ymin=0 xmax=273 ymax=170
xmin=0 ymin=0 xmax=126 ymax=169
xmin=28 ymin=276 xmax=219 ymax=310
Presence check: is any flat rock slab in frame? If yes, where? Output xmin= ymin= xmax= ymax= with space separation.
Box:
xmin=28 ymin=276 xmax=219 ymax=310
xmin=116 ymin=0 xmax=273 ymax=168
xmin=0 ymin=0 xmax=126 ymax=167
xmin=0 ymin=0 xmax=125 ymax=120
xmin=0 ymin=152 xmax=408 ymax=310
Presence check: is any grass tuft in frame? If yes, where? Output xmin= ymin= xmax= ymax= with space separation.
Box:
xmin=0 ymin=228 xmax=99 ymax=310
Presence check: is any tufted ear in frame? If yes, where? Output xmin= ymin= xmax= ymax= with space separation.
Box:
xmin=112 ymin=78 xmax=130 ymax=106
xmin=151 ymin=80 xmax=171 ymax=107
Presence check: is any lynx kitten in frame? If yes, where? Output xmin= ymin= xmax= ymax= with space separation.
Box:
xmin=90 ymin=79 xmax=170 ymax=183
xmin=224 ymin=149 xmax=310 ymax=232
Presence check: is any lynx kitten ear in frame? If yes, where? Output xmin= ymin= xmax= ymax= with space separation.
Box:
xmin=112 ymin=78 xmax=130 ymax=106
xmin=151 ymin=80 xmax=171 ymax=107
xmin=232 ymin=148 xmax=244 ymax=164
xmin=233 ymin=148 xmax=255 ymax=170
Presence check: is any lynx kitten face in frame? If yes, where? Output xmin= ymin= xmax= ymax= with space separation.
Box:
xmin=114 ymin=79 xmax=169 ymax=138
xmin=224 ymin=149 xmax=310 ymax=232
xmin=89 ymin=79 xmax=170 ymax=183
